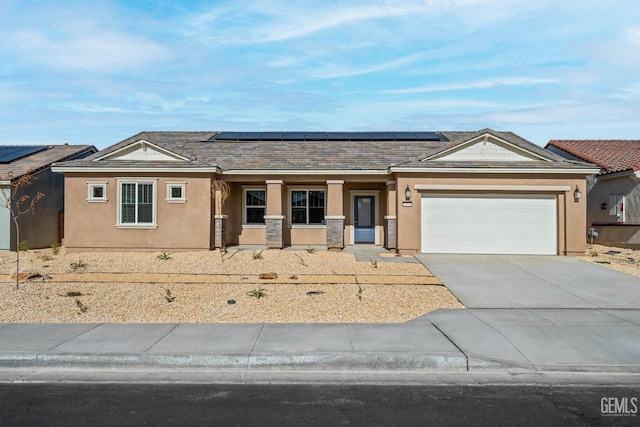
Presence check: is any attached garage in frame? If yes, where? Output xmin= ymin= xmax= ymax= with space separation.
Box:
xmin=421 ymin=193 xmax=557 ymax=255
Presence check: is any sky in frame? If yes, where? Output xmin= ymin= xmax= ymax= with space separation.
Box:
xmin=1 ymin=0 xmax=639 ymax=149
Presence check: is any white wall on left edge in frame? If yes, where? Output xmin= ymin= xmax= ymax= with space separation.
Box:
xmin=0 ymin=188 xmax=10 ymax=250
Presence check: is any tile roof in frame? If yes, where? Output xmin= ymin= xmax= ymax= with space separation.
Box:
xmin=54 ymin=130 xmax=591 ymax=173
xmin=0 ymin=145 xmax=96 ymax=180
xmin=546 ymin=140 xmax=640 ymax=175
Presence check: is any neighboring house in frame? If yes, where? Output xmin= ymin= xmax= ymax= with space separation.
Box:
xmin=546 ymin=139 xmax=640 ymax=248
xmin=0 ymin=144 xmax=97 ymax=250
xmin=51 ymin=129 xmax=597 ymax=255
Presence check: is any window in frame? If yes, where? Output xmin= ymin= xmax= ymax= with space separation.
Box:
xmin=291 ymin=190 xmax=325 ymax=225
xmin=166 ymin=182 xmax=186 ymax=203
xmin=87 ymin=182 xmax=107 ymax=202
xmin=245 ymin=189 xmax=266 ymax=224
xmin=118 ymin=180 xmax=156 ymax=226
xmin=609 ymin=194 xmax=624 ymax=222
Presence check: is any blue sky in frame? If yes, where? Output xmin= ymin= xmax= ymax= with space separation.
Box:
xmin=1 ymin=0 xmax=639 ymax=149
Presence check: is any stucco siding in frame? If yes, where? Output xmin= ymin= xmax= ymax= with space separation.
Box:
xmin=64 ymin=174 xmax=212 ymax=251
xmin=395 ymin=173 xmax=587 ymax=255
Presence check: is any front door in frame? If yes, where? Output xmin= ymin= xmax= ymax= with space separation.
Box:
xmin=354 ymin=196 xmax=375 ymax=243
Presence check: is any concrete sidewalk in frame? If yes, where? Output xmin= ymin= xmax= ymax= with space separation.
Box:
xmin=2 ymin=308 xmax=639 ymax=374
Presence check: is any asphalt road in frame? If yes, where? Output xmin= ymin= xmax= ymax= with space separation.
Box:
xmin=0 ymin=383 xmax=638 ymax=426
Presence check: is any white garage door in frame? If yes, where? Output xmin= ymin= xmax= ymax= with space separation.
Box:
xmin=421 ymin=194 xmax=557 ymax=255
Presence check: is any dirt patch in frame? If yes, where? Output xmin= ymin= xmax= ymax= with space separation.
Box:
xmin=0 ymin=247 xmax=463 ymax=323
xmin=579 ymin=244 xmax=640 ymax=277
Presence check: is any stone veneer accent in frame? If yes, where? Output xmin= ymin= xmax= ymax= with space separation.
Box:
xmin=214 ymin=215 xmax=227 ymax=249
xmin=265 ymin=217 xmax=283 ymax=248
xmin=326 ymin=218 xmax=344 ymax=250
xmin=385 ymin=217 xmax=397 ymax=249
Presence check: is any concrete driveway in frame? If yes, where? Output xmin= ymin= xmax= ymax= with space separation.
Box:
xmin=415 ymin=254 xmax=640 ymax=309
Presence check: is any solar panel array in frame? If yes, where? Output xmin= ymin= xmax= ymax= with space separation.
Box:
xmin=210 ymin=132 xmax=447 ymax=142
xmin=0 ymin=146 xmax=48 ymax=164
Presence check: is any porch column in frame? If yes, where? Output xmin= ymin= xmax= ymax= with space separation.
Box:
xmin=265 ymin=180 xmax=284 ymax=249
xmin=384 ymin=180 xmax=397 ymax=250
xmin=325 ymin=180 xmax=345 ymax=250
xmin=213 ymin=181 xmax=227 ymax=249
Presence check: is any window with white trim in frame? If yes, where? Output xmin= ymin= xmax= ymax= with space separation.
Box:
xmin=87 ymin=182 xmax=107 ymax=202
xmin=245 ymin=189 xmax=266 ymax=224
xmin=118 ymin=180 xmax=156 ymax=226
xmin=166 ymin=182 xmax=186 ymax=203
xmin=291 ymin=190 xmax=325 ymax=224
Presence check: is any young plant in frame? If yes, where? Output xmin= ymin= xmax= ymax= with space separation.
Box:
xmin=18 ymin=240 xmax=29 ymax=252
xmin=246 ymin=288 xmax=267 ymax=299
xmin=252 ymin=250 xmax=264 ymax=260
xmin=38 ymin=254 xmax=53 ymax=262
xmin=0 ymin=169 xmax=45 ymax=289
xmin=70 ymin=259 xmax=87 ymax=271
xmin=370 ymin=259 xmax=378 ymax=269
xmin=294 ymin=253 xmax=307 ymax=267
xmin=51 ymin=242 xmax=61 ymax=255
xmin=164 ymin=288 xmax=176 ymax=303
xmin=305 ymin=246 xmax=315 ymax=254
xmin=156 ymin=251 xmax=172 ymax=260
xmin=356 ymin=284 xmax=364 ymax=301
xmin=75 ymin=299 xmax=88 ymax=313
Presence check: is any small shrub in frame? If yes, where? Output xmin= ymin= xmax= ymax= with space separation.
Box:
xmin=39 ymin=254 xmax=53 ymax=261
xmin=164 ymin=288 xmax=176 ymax=303
xmin=66 ymin=291 xmax=83 ymax=297
xmin=370 ymin=259 xmax=378 ymax=269
xmin=356 ymin=284 xmax=364 ymax=301
xmin=51 ymin=242 xmax=60 ymax=255
xmin=70 ymin=260 xmax=87 ymax=270
xmin=75 ymin=299 xmax=88 ymax=313
xmin=305 ymin=246 xmax=315 ymax=254
xmin=252 ymin=250 xmax=264 ymax=260
xmin=246 ymin=288 xmax=267 ymax=299
xmin=18 ymin=240 xmax=29 ymax=251
xmin=156 ymin=251 xmax=172 ymax=260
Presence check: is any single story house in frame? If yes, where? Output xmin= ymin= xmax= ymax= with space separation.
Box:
xmin=0 ymin=144 xmax=97 ymax=250
xmin=546 ymin=139 xmax=640 ymax=248
xmin=52 ymin=129 xmax=597 ymax=255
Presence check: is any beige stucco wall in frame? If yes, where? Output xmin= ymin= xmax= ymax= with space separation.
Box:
xmin=587 ymin=174 xmax=640 ymax=224
xmin=64 ymin=173 xmax=212 ymax=251
xmin=395 ymin=173 xmax=588 ymax=256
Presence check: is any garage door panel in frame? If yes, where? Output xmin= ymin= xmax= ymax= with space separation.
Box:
xmin=421 ymin=194 xmax=557 ymax=255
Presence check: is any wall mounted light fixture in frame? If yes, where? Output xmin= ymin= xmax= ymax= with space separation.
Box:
xmin=405 ymin=185 xmax=411 ymax=201
xmin=574 ymin=185 xmax=582 ymax=202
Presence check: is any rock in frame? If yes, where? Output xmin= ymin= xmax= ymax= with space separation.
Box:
xmin=10 ymin=270 xmax=42 ymax=281
xmin=259 ymin=272 xmax=278 ymax=280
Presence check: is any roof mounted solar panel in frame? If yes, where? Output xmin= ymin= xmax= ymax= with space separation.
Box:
xmin=326 ymin=132 xmax=351 ymax=140
xmin=259 ymin=132 xmax=284 ymax=140
xmin=370 ymin=132 xmax=395 ymax=141
xmin=348 ymin=132 xmax=373 ymax=141
xmin=282 ymin=132 xmax=306 ymax=141
xmin=237 ymin=132 xmax=262 ymax=141
xmin=392 ymin=132 xmax=418 ymax=141
xmin=211 ymin=132 xmax=241 ymax=140
xmin=0 ymin=146 xmax=48 ymax=164
xmin=305 ymin=132 xmax=328 ymax=140
xmin=414 ymin=131 xmax=445 ymax=141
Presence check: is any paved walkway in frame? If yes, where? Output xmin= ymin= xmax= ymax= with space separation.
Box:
xmin=1 ymin=255 xmax=640 ymax=376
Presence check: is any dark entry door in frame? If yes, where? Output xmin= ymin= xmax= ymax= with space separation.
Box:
xmin=354 ymin=196 xmax=375 ymax=243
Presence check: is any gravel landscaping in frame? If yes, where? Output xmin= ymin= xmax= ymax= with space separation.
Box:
xmin=0 ymin=247 xmax=462 ymax=323
xmin=580 ymin=244 xmax=640 ymax=277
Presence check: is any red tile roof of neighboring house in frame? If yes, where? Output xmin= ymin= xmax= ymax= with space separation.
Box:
xmin=546 ymin=140 xmax=640 ymax=175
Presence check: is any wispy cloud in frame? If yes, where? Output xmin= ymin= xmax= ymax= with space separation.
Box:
xmin=381 ymin=77 xmax=559 ymax=94
xmin=5 ymin=28 xmax=170 ymax=72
